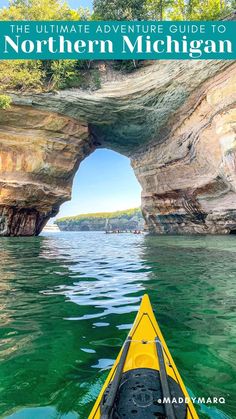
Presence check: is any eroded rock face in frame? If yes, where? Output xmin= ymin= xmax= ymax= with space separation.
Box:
xmin=0 ymin=59 xmax=236 ymax=235
xmin=0 ymin=106 xmax=94 ymax=235
xmin=133 ymin=63 xmax=236 ymax=234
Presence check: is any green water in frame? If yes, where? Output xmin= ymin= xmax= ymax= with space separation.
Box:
xmin=0 ymin=232 xmax=235 ymax=419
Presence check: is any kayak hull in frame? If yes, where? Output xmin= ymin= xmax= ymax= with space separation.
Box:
xmin=89 ymin=294 xmax=198 ymax=419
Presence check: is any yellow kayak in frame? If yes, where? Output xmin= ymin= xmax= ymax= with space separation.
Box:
xmin=89 ymin=294 xmax=198 ymax=419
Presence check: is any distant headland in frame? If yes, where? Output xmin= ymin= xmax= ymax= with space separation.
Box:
xmin=55 ymin=208 xmax=144 ymax=232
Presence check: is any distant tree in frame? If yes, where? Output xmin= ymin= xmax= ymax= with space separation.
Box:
xmin=186 ymin=0 xmax=231 ymax=20
xmin=0 ymin=0 xmax=89 ymax=21
xmin=93 ymin=0 xmax=147 ymax=20
xmin=168 ymin=0 xmax=186 ymax=19
xmin=93 ymin=0 xmax=235 ymax=21
xmin=145 ymin=0 xmax=173 ymax=20
xmin=169 ymin=0 xmax=234 ymax=20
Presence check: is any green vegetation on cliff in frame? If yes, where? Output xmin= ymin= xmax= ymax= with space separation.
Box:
xmin=0 ymin=59 xmax=101 ymax=92
xmin=55 ymin=208 xmax=144 ymax=231
xmin=0 ymin=95 xmax=12 ymax=110
xmin=0 ymin=1 xmax=95 ymax=92
xmin=57 ymin=208 xmax=141 ymax=222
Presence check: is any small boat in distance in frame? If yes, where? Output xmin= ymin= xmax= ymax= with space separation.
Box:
xmin=89 ymin=294 xmax=198 ymax=418
xmin=105 ymin=230 xmax=144 ymax=234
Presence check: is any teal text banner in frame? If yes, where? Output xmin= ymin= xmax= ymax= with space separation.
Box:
xmin=0 ymin=20 xmax=235 ymax=60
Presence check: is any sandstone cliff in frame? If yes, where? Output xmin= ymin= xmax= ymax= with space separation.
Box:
xmin=0 ymin=58 xmax=235 ymax=235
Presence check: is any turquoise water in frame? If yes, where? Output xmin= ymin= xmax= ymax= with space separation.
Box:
xmin=0 ymin=232 xmax=235 ymax=418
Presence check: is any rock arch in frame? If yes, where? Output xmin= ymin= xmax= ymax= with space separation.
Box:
xmin=0 ymin=59 xmax=236 ymax=235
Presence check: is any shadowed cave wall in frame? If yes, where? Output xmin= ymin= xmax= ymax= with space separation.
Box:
xmin=0 ymin=59 xmax=236 ymax=236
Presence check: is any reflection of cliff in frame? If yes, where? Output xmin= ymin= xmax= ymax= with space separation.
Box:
xmin=55 ymin=208 xmax=144 ymax=231
xmin=0 ymin=58 xmax=236 ymax=235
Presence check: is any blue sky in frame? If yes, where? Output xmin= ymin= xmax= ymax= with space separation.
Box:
xmin=58 ymin=150 xmax=141 ymax=218
xmin=1 ymin=0 xmax=93 ymax=9
xmin=67 ymin=0 xmax=93 ymax=8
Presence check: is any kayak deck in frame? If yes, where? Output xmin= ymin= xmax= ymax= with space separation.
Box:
xmin=89 ymin=294 xmax=198 ymax=418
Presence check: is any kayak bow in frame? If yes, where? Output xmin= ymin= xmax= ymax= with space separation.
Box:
xmin=89 ymin=294 xmax=198 ymax=419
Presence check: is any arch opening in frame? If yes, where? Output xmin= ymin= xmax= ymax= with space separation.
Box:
xmin=48 ymin=149 xmax=144 ymax=233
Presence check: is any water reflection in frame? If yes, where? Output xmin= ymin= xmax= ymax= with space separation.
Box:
xmin=0 ymin=233 xmax=235 ymax=418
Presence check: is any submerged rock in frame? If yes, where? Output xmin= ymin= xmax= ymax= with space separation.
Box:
xmin=0 ymin=59 xmax=236 ymax=235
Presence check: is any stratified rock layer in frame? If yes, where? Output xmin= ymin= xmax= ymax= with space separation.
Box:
xmin=0 ymin=106 xmax=94 ymax=235
xmin=133 ymin=63 xmax=236 ymax=234
xmin=0 ymin=59 xmax=236 ymax=235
